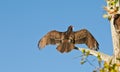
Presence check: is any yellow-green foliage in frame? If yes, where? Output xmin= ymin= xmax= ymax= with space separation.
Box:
xmin=80 ymin=50 xmax=90 ymax=64
xmin=100 ymin=61 xmax=118 ymax=72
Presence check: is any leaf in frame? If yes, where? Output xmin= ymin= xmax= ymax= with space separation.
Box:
xmin=110 ymin=1 xmax=115 ymax=6
xmin=97 ymin=54 xmax=102 ymax=62
xmin=112 ymin=64 xmax=116 ymax=70
xmin=103 ymin=14 xmax=109 ymax=18
xmin=80 ymin=61 xmax=86 ymax=65
xmin=104 ymin=61 xmax=109 ymax=69
xmin=100 ymin=69 xmax=104 ymax=72
xmin=108 ymin=16 xmax=112 ymax=21
xmin=115 ymin=0 xmax=118 ymax=4
xmin=86 ymin=51 xmax=90 ymax=56
xmin=81 ymin=49 xmax=85 ymax=54
xmin=116 ymin=57 xmax=120 ymax=60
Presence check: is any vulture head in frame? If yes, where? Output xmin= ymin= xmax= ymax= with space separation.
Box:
xmin=113 ymin=14 xmax=120 ymax=34
xmin=38 ymin=25 xmax=99 ymax=53
xmin=66 ymin=25 xmax=73 ymax=33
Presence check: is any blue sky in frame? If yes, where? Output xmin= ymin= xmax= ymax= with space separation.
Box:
xmin=0 ymin=0 xmax=113 ymax=72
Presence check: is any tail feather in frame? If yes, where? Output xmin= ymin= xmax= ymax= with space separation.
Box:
xmin=56 ymin=43 xmax=75 ymax=53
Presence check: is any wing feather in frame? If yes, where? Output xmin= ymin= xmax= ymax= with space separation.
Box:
xmin=74 ymin=29 xmax=88 ymax=44
xmin=38 ymin=30 xmax=63 ymax=48
xmin=74 ymin=29 xmax=99 ymax=50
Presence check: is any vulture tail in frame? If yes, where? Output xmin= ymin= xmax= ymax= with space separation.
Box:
xmin=56 ymin=42 xmax=75 ymax=53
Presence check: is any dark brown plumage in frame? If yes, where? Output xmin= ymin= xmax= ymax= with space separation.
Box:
xmin=38 ymin=26 xmax=99 ymax=53
xmin=113 ymin=14 xmax=120 ymax=33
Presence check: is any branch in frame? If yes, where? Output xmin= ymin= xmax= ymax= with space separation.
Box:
xmin=74 ymin=47 xmax=113 ymax=62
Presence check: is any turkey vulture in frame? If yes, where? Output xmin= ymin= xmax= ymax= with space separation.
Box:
xmin=113 ymin=14 xmax=120 ymax=34
xmin=38 ymin=26 xmax=99 ymax=53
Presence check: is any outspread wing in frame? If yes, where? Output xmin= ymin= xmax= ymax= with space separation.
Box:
xmin=74 ymin=29 xmax=99 ymax=50
xmin=74 ymin=29 xmax=88 ymax=44
xmin=38 ymin=30 xmax=63 ymax=49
